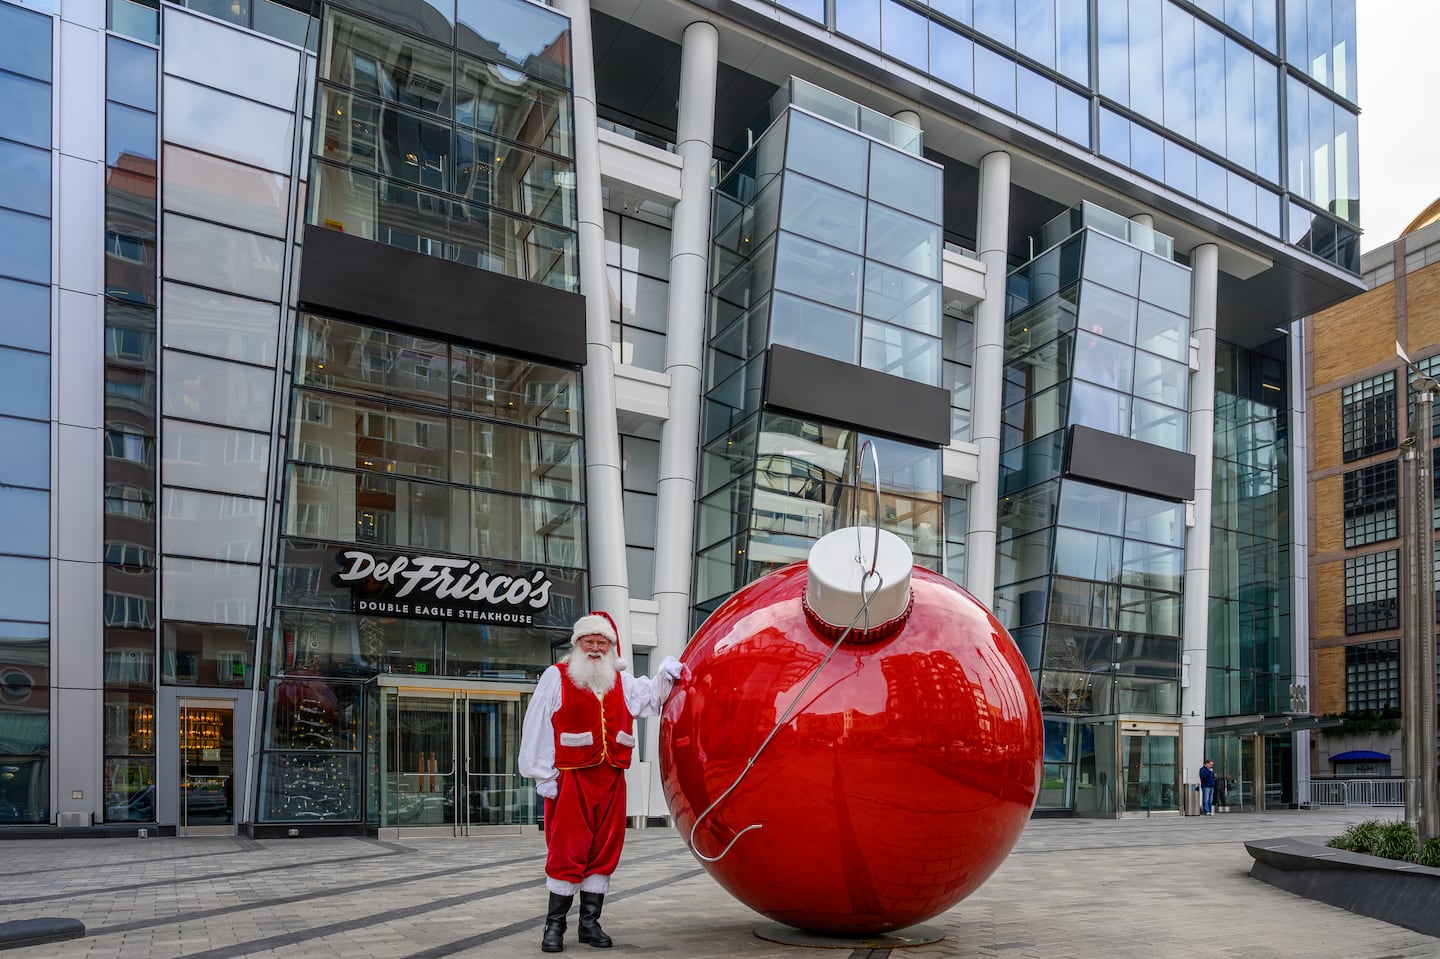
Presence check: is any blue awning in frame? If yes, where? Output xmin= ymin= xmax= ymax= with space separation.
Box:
xmin=1331 ymin=750 xmax=1390 ymax=762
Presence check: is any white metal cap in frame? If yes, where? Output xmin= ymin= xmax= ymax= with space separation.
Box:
xmin=804 ymin=526 xmax=913 ymax=637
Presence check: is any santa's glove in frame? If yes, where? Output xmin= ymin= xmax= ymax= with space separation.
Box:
xmin=536 ymin=779 xmax=558 ymax=800
xmin=659 ymin=656 xmax=684 ymax=681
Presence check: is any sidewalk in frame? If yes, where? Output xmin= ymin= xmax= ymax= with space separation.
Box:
xmin=1 ymin=809 xmax=1434 ymax=959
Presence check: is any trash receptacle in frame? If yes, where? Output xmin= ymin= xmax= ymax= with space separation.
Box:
xmin=1183 ymin=783 xmax=1202 ymax=816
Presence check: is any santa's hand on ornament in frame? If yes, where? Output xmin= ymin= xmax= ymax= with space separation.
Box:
xmin=659 ymin=656 xmax=684 ymax=681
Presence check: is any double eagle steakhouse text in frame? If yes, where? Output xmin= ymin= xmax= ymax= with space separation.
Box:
xmin=334 ymin=550 xmax=553 ymax=615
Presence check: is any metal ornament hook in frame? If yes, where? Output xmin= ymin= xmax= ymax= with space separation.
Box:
xmin=849 ymin=440 xmax=883 ymax=587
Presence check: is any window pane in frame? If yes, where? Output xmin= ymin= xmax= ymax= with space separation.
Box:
xmin=163 ymin=282 xmax=279 ymax=366
xmin=0 ymin=139 xmax=50 ymax=217
xmin=1082 ymin=231 xmax=1141 ymax=294
xmin=162 ymin=9 xmax=300 ymax=109
xmin=0 ymin=347 xmax=49 ymax=420
xmin=0 ymin=557 xmax=48 ymax=622
xmin=163 ymin=621 xmax=256 ymax=686
xmin=163 ymin=145 xmax=290 ymax=239
xmin=0 ymin=71 xmax=51 ymax=150
xmin=785 ymin=111 xmax=869 ymax=196
xmin=768 ymin=292 xmax=859 ymax=364
xmin=866 ymin=205 xmax=940 ymax=277
xmin=868 ymin=144 xmax=941 ymax=222
xmin=161 ymin=419 xmax=271 ymax=497
xmin=863 ymin=263 xmax=939 ymax=335
xmin=0 ymin=209 xmax=50 ymax=284
xmin=456 ymin=0 xmax=571 ymax=86
xmin=107 ymin=36 xmax=157 ymax=111
xmin=861 ymin=320 xmax=940 ymax=385
xmin=163 ymin=213 xmax=285 ymax=301
xmin=161 ymin=556 xmax=260 ymax=627
xmin=774 ymin=232 xmax=862 ymax=312
xmin=0 ymin=416 xmax=49 ymax=489
xmin=0 ymin=278 xmax=49 ymax=352
xmin=930 ymin=22 xmax=973 ymax=92
xmin=163 ymin=76 xmax=295 ymax=174
xmin=781 ymin=174 xmax=865 ymax=254
xmin=456 ymin=53 xmax=571 ymax=158
xmin=162 ymin=488 xmax=265 ymax=563
xmin=0 ymin=488 xmax=46 ymax=557
xmin=0 ymin=3 xmax=53 ymax=81
xmin=162 ymin=350 xmax=276 ymax=431
xmin=974 ymin=44 xmax=1016 ymax=113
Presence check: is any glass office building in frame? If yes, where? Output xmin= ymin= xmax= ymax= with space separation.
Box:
xmin=2 ymin=0 xmax=1357 ymax=833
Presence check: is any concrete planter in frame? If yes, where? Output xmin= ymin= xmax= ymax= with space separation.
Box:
xmin=1247 ymin=836 xmax=1440 ymax=937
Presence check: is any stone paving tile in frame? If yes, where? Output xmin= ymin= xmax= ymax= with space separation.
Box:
xmin=3 ymin=811 xmax=1438 ymax=958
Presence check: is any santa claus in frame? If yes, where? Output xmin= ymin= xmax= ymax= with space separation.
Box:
xmin=519 ymin=611 xmax=682 ymax=952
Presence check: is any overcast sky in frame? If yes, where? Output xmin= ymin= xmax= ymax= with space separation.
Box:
xmin=1357 ymin=1 xmax=1440 ymax=252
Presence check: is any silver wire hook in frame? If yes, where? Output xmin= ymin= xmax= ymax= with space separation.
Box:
xmin=850 ymin=440 xmax=883 ymax=592
xmin=687 ymin=569 xmax=884 ymax=863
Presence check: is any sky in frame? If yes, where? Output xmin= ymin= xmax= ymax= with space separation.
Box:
xmin=1357 ymin=1 xmax=1440 ymax=252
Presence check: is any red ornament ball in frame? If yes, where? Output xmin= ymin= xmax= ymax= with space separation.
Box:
xmin=659 ymin=558 xmax=1043 ymax=936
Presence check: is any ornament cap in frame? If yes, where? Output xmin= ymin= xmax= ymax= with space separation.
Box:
xmin=804 ymin=526 xmax=913 ymax=639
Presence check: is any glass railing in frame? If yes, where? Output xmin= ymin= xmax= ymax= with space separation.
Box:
xmin=742 ymin=76 xmax=924 ymax=157
xmin=597 ymin=118 xmax=677 ymax=154
xmin=1031 ymin=200 xmax=1176 ymax=260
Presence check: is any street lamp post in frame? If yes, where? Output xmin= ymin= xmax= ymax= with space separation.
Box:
xmin=1402 ymin=370 xmax=1439 ymax=843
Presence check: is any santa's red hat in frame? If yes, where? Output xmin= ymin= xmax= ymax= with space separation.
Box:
xmin=570 ymin=611 xmax=618 ymax=647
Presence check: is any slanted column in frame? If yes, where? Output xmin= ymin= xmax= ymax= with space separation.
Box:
xmin=965 ymin=150 xmax=1011 ymax=608
xmin=555 ymin=0 xmax=630 ymax=635
xmin=1181 ymin=243 xmax=1219 ymax=778
xmin=652 ymin=20 xmax=719 ymax=656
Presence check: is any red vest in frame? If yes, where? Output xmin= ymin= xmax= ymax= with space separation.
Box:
xmin=552 ymin=662 xmax=635 ymax=770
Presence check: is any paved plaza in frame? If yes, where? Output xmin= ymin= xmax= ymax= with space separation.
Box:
xmin=1 ymin=809 xmax=1436 ymax=959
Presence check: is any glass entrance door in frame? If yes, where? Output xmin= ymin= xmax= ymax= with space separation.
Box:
xmin=376 ymin=685 xmax=532 ymax=835
xmin=178 ymin=699 xmax=235 ymax=836
xmin=1120 ymin=732 xmax=1178 ymax=813
xmin=458 ymin=697 xmax=531 ymax=832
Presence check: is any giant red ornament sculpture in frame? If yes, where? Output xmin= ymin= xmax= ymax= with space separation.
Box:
xmin=659 ymin=526 xmax=1043 ymax=937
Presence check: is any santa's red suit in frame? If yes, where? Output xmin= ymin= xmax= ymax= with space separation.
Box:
xmin=518 ymin=623 xmax=681 ymax=897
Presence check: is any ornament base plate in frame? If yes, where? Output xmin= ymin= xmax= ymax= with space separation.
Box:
xmin=753 ymin=922 xmax=945 ymax=949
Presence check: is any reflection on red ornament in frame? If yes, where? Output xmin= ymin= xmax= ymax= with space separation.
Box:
xmin=659 ymin=528 xmax=1043 ymax=937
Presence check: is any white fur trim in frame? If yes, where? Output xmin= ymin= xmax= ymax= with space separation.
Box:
xmin=615 ymin=658 xmax=629 ymax=673
xmin=547 ymin=876 xmax=579 ymax=895
xmin=580 ymin=873 xmax=610 ymax=894
xmin=558 ymin=731 xmax=593 ymax=747
xmin=571 ymin=613 xmax=618 ymax=646
xmin=615 ymin=730 xmax=635 ymax=747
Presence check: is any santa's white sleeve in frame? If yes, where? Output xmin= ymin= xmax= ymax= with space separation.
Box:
xmin=622 ymin=657 xmax=682 ymax=718
xmin=518 ymin=666 xmax=563 ymax=787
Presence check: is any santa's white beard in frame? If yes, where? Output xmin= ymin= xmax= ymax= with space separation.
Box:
xmin=567 ymin=648 xmax=618 ymax=695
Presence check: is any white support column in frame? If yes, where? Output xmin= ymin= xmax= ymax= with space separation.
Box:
xmin=965 ymin=151 xmax=1011 ymax=608
xmin=1181 ymin=243 xmax=1219 ymax=781
xmin=555 ymin=0 xmax=630 ymax=639
xmin=652 ymin=20 xmax=718 ymax=657
xmin=1289 ymin=320 xmax=1312 ymax=801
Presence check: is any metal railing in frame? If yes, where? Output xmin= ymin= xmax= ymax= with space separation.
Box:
xmin=1302 ymin=778 xmax=1405 ymax=807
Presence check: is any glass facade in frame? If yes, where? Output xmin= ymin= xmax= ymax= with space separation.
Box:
xmin=996 ymin=208 xmax=1192 ymax=814
xmin=309 ymin=0 xmax=577 ymax=290
xmin=0 ymin=0 xmax=51 ymax=826
xmin=696 ymin=83 xmax=946 ymax=626
xmin=1206 ymin=341 xmax=1292 ymax=801
xmin=773 ymin=0 xmax=1357 ymax=269
xmin=261 ymin=313 xmax=585 ymax=822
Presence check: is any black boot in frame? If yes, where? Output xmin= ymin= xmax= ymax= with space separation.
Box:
xmin=542 ymin=892 xmax=573 ymax=953
xmin=577 ymin=892 xmax=612 ymax=948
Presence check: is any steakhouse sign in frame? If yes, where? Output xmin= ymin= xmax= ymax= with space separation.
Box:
xmin=333 ymin=549 xmax=554 ymax=624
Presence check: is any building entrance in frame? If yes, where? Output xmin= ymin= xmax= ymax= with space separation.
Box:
xmin=1119 ymin=730 xmax=1179 ymax=814
xmin=178 ymin=699 xmax=236 ymax=836
xmin=368 ymin=678 xmax=535 ymax=836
